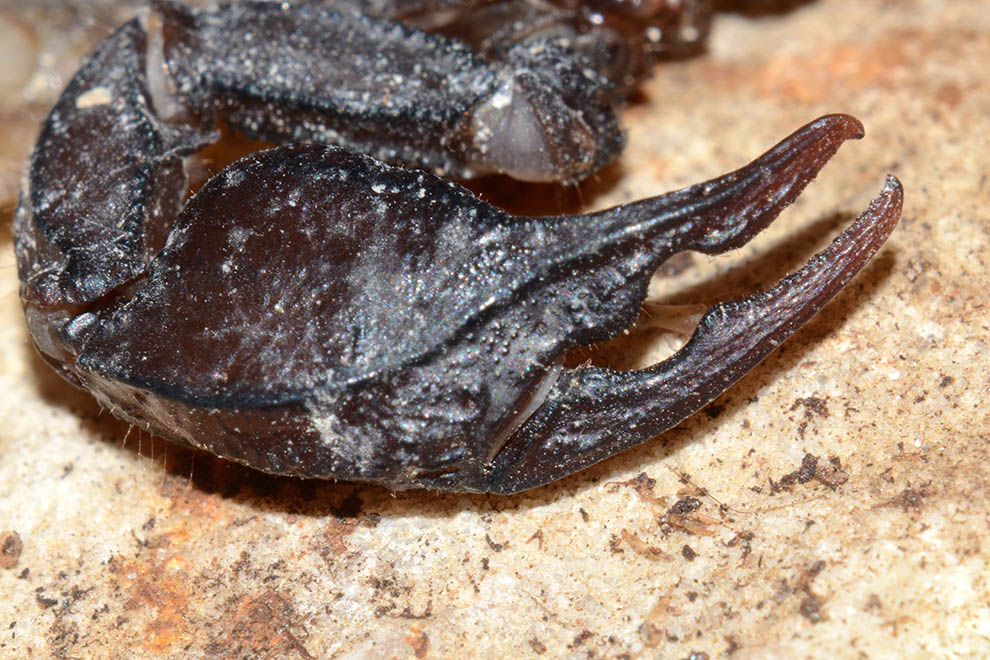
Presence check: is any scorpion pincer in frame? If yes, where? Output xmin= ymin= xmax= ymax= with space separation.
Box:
xmin=14 ymin=1 xmax=902 ymax=493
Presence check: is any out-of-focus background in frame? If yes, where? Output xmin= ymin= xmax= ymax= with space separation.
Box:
xmin=1 ymin=1 xmax=987 ymax=657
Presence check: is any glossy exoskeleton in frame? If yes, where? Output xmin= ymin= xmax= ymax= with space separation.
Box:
xmin=15 ymin=1 xmax=902 ymax=493
xmin=157 ymin=0 xmax=625 ymax=183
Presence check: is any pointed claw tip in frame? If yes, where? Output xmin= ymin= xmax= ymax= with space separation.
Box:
xmin=817 ymin=113 xmax=865 ymax=141
xmin=874 ymin=174 xmax=904 ymax=214
xmin=876 ymin=174 xmax=904 ymax=231
xmin=851 ymin=174 xmax=903 ymax=249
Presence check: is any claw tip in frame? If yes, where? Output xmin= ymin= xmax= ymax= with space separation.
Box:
xmin=818 ymin=113 xmax=865 ymax=141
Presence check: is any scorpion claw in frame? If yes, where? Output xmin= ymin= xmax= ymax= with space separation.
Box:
xmin=485 ymin=177 xmax=903 ymax=493
xmin=14 ymin=0 xmax=903 ymax=493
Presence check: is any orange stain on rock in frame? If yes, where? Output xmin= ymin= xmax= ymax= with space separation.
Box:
xmin=705 ymin=24 xmax=987 ymax=108
xmin=157 ymin=469 xmax=234 ymax=523
xmin=110 ymin=533 xmax=194 ymax=653
xmin=696 ymin=30 xmax=936 ymax=106
xmin=751 ymin=37 xmax=909 ymax=104
xmin=207 ymin=590 xmax=314 ymax=658
xmin=407 ymin=626 xmax=430 ymax=658
xmin=322 ymin=517 xmax=359 ymax=555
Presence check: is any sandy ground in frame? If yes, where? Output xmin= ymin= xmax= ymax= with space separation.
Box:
xmin=1 ymin=1 xmax=988 ymax=658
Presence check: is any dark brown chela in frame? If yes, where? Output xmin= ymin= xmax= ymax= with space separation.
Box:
xmin=14 ymin=2 xmax=902 ymax=493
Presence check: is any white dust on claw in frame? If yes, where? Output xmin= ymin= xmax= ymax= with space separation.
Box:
xmin=308 ymin=397 xmax=379 ymax=476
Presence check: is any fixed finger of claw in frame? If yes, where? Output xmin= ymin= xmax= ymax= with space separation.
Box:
xmin=682 ymin=113 xmax=866 ymax=254
xmin=485 ymin=176 xmax=903 ymax=493
xmin=599 ymin=113 xmax=866 ymax=257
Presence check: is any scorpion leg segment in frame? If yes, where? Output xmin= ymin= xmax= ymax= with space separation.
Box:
xmin=484 ymin=176 xmax=903 ymax=493
xmin=154 ymin=0 xmax=621 ymax=182
xmin=355 ymin=0 xmax=714 ymax=95
xmin=13 ymin=19 xmax=214 ymax=366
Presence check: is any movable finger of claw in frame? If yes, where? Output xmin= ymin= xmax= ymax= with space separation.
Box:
xmin=486 ymin=176 xmax=903 ymax=494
